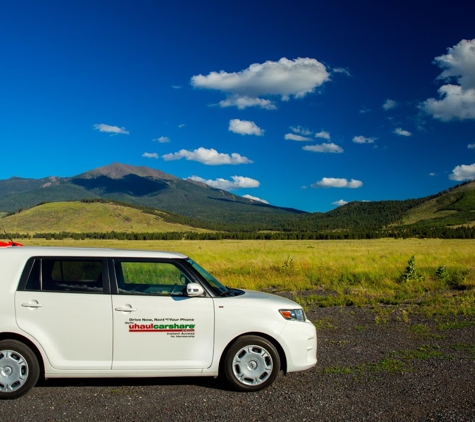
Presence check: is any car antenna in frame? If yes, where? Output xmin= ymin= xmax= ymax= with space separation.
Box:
xmin=4 ymin=230 xmax=21 ymax=246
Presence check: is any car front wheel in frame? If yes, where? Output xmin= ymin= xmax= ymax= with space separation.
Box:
xmin=0 ymin=340 xmax=40 ymax=400
xmin=223 ymin=335 xmax=281 ymax=392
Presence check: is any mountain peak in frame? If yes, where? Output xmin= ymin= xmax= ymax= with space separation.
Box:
xmin=75 ymin=162 xmax=178 ymax=181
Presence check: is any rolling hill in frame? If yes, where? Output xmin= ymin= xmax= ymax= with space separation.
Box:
xmin=0 ymin=201 xmax=207 ymax=234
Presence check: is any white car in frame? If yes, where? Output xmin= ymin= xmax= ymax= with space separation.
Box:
xmin=0 ymin=245 xmax=317 ymax=399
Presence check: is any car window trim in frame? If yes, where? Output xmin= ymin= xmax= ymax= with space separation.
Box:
xmin=17 ymin=256 xmax=111 ymax=294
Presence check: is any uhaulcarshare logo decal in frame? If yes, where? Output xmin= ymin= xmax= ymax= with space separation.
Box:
xmin=126 ymin=318 xmax=196 ymax=337
xmin=128 ymin=323 xmax=195 ymax=333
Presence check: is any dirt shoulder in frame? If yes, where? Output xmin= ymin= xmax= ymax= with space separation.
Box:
xmin=303 ymin=306 xmax=475 ymax=421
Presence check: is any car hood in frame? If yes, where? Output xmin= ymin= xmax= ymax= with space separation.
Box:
xmin=234 ymin=289 xmax=301 ymax=308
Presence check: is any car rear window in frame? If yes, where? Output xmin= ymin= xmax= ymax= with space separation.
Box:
xmin=23 ymin=258 xmax=105 ymax=293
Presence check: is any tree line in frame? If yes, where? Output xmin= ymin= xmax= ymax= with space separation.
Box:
xmin=8 ymin=225 xmax=475 ymax=241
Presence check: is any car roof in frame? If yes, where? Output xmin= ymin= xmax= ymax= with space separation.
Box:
xmin=0 ymin=246 xmax=188 ymax=260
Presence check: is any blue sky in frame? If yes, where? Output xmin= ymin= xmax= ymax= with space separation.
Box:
xmin=1 ymin=0 xmax=475 ymax=212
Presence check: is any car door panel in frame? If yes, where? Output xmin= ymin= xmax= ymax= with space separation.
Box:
xmin=112 ymin=295 xmax=214 ymax=370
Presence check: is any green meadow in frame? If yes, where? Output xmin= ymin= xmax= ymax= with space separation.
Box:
xmin=26 ymin=238 xmax=475 ymax=314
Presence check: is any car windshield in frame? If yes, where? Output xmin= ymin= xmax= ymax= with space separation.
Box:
xmin=186 ymin=258 xmax=229 ymax=295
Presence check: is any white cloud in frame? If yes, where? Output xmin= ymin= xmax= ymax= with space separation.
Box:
xmin=242 ymin=194 xmax=269 ymax=204
xmin=290 ymin=126 xmax=312 ymax=136
xmin=332 ymin=199 xmax=348 ymax=206
xmin=229 ymin=119 xmax=264 ymax=136
xmin=162 ymin=147 xmax=253 ymax=165
xmin=332 ymin=67 xmax=351 ymax=76
xmin=315 ymin=130 xmax=331 ymax=140
xmin=383 ymin=99 xmax=398 ymax=111
xmin=93 ymin=123 xmax=129 ymax=135
xmin=285 ymin=133 xmax=312 ymax=141
xmin=468 ymin=143 xmax=475 ymax=149
xmin=422 ymin=85 xmax=475 ymax=120
xmin=142 ymin=152 xmax=159 ymax=159
xmin=154 ymin=136 xmax=170 ymax=143
xmin=421 ymin=39 xmax=475 ymax=121
xmin=429 ymin=172 xmax=436 ymax=176
xmin=449 ymin=163 xmax=475 ymax=181
xmin=191 ymin=57 xmax=331 ymax=109
xmin=394 ymin=128 xmax=412 ymax=137
xmin=311 ymin=177 xmax=363 ymax=188
xmin=303 ymin=143 xmax=343 ymax=153
xmin=219 ymin=96 xmax=277 ymax=110
xmin=188 ymin=175 xmax=259 ymax=190
xmin=353 ymin=135 xmax=375 ymax=144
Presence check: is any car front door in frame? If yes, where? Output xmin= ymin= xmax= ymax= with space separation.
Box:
xmin=111 ymin=259 xmax=215 ymax=370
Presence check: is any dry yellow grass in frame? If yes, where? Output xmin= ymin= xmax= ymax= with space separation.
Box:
xmin=23 ymin=238 xmax=474 ymax=288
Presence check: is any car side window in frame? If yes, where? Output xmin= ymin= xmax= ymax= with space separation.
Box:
xmin=25 ymin=258 xmax=104 ymax=293
xmin=115 ymin=260 xmax=190 ymax=296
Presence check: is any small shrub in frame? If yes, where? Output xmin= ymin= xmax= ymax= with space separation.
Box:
xmin=401 ymin=255 xmax=423 ymax=283
xmin=282 ymin=255 xmax=294 ymax=270
xmin=436 ymin=266 xmax=449 ymax=283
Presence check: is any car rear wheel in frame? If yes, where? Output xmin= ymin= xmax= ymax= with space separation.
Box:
xmin=0 ymin=340 xmax=40 ymax=400
xmin=223 ymin=335 xmax=280 ymax=392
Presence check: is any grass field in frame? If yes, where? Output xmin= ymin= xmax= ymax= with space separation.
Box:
xmin=23 ymin=238 xmax=475 ymax=314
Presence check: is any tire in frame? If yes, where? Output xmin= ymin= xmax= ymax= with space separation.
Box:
xmin=0 ymin=340 xmax=40 ymax=400
xmin=223 ymin=335 xmax=281 ymax=392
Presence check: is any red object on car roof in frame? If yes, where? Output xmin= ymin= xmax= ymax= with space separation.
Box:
xmin=0 ymin=241 xmax=23 ymax=247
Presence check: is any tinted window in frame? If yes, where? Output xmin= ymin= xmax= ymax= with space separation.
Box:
xmin=115 ymin=260 xmax=191 ymax=296
xmin=25 ymin=259 xmax=104 ymax=293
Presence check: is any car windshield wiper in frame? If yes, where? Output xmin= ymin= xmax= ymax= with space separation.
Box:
xmin=219 ymin=288 xmax=234 ymax=297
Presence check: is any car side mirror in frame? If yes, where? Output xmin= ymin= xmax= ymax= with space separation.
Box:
xmin=186 ymin=283 xmax=205 ymax=297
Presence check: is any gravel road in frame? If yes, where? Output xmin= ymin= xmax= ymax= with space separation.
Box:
xmin=1 ymin=306 xmax=474 ymax=421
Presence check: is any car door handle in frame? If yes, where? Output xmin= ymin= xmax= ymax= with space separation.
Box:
xmin=115 ymin=306 xmax=137 ymax=313
xmin=21 ymin=301 xmax=44 ymax=309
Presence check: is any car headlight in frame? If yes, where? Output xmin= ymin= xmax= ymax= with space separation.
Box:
xmin=279 ymin=309 xmax=306 ymax=322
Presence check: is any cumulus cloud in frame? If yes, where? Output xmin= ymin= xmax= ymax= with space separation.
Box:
xmin=303 ymin=143 xmax=343 ymax=153
xmin=290 ymin=126 xmax=312 ymax=136
xmin=315 ymin=130 xmax=331 ymax=140
xmin=242 ymin=194 xmax=269 ymax=204
xmin=229 ymin=119 xmax=264 ymax=136
xmin=188 ymin=175 xmax=259 ymax=190
xmin=191 ymin=57 xmax=331 ymax=109
xmin=311 ymin=177 xmax=363 ymax=188
xmin=353 ymin=135 xmax=375 ymax=144
xmin=285 ymin=133 xmax=312 ymax=141
xmin=162 ymin=147 xmax=253 ymax=165
xmin=383 ymin=99 xmax=398 ymax=111
xmin=449 ymin=163 xmax=475 ymax=181
xmin=219 ymin=96 xmax=277 ymax=110
xmin=332 ymin=199 xmax=348 ymax=206
xmin=142 ymin=152 xmax=159 ymax=159
xmin=421 ymin=39 xmax=475 ymax=121
xmin=394 ymin=128 xmax=412 ymax=137
xmin=468 ymin=143 xmax=475 ymax=149
xmin=154 ymin=136 xmax=170 ymax=143
xmin=93 ymin=123 xmax=129 ymax=135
